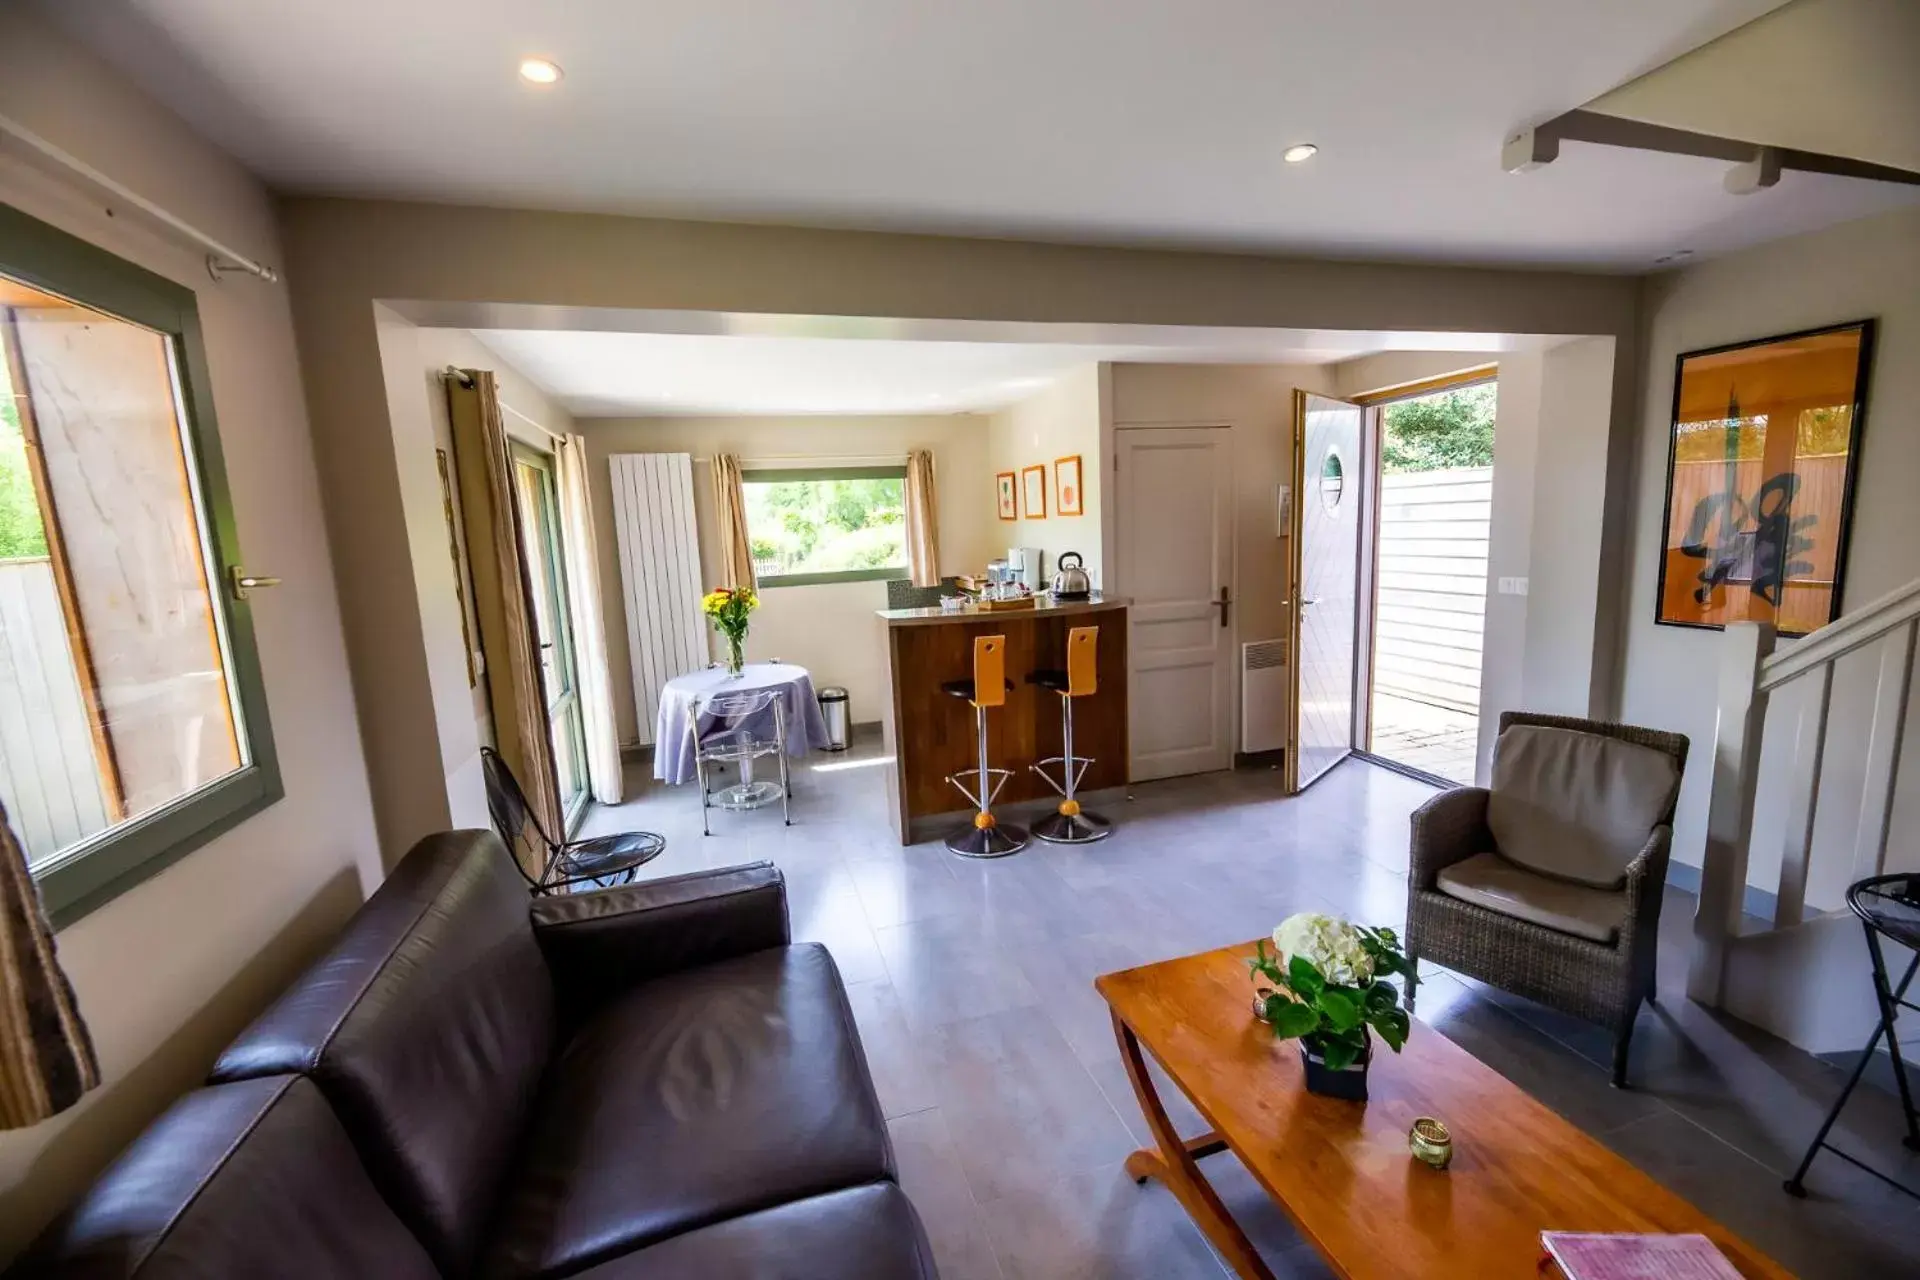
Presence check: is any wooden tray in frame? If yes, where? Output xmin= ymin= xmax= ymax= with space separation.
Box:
xmin=974 ymin=596 xmax=1037 ymax=611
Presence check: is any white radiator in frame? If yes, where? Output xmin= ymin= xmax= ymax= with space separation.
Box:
xmin=608 ymin=453 xmax=707 ymax=745
xmin=1240 ymin=638 xmax=1290 ymax=754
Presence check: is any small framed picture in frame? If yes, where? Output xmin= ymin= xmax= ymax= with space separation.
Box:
xmin=996 ymin=471 xmax=1018 ymax=520
xmin=1022 ymin=465 xmax=1048 ymax=519
xmin=1055 ymin=454 xmax=1084 ymax=516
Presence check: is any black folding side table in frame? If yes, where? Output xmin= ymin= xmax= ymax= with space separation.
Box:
xmin=1785 ymin=872 xmax=1920 ymax=1199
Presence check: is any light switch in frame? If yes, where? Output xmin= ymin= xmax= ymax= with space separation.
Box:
xmin=1497 ymin=576 xmax=1529 ymax=596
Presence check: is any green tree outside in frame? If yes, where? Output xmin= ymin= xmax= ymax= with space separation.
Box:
xmin=743 ymin=475 xmax=907 ymax=576
xmin=0 ymin=391 xmax=51 ymax=560
xmin=1381 ymin=383 xmax=1496 ymax=474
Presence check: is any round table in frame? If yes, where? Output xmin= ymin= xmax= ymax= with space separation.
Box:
xmin=653 ymin=663 xmax=833 ymax=803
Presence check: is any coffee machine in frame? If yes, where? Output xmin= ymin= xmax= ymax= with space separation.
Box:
xmin=1007 ymin=547 xmax=1045 ymax=593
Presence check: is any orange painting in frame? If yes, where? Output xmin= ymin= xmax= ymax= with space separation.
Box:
xmin=1656 ymin=321 xmax=1874 ymax=637
xmin=1055 ymin=454 xmax=1084 ymax=516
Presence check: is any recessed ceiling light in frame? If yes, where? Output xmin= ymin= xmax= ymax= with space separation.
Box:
xmin=1282 ymin=143 xmax=1319 ymax=164
xmin=519 ymin=57 xmax=563 ymax=85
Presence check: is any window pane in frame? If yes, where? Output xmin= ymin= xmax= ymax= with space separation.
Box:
xmin=0 ymin=276 xmax=243 ymax=869
xmin=742 ymin=472 xmax=909 ymax=578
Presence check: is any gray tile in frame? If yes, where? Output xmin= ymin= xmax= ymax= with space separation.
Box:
xmin=875 ymin=911 xmax=1045 ymax=1033
xmin=843 ymin=977 xmax=941 ymax=1119
xmin=926 ymin=1005 xmax=1140 ymax=1206
xmin=977 ymin=1164 xmax=1228 ymax=1280
xmin=889 ymin=1107 xmax=1007 ymax=1280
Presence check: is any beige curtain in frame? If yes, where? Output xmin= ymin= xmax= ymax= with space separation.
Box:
xmin=904 ymin=449 xmax=941 ymax=587
xmin=447 ymin=370 xmax=563 ymax=870
xmin=555 ymin=436 xmax=624 ymax=805
xmin=0 ymin=802 xmax=99 ymax=1130
xmin=711 ymin=453 xmax=757 ymax=590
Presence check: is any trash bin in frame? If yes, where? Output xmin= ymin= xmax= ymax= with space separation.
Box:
xmin=818 ymin=687 xmax=851 ymax=752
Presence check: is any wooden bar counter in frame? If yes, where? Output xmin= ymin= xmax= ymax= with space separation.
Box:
xmin=878 ymin=595 xmax=1128 ymax=844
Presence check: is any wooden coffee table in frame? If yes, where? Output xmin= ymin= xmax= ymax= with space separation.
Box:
xmin=1096 ymin=943 xmax=1793 ymax=1280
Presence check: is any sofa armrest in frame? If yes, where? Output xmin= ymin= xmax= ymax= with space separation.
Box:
xmin=530 ymin=862 xmax=789 ymax=1020
xmin=1409 ymin=787 xmax=1491 ymax=890
xmin=1619 ymin=826 xmax=1673 ymax=959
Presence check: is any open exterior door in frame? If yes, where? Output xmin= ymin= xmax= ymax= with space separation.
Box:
xmin=1288 ymin=390 xmax=1366 ymax=793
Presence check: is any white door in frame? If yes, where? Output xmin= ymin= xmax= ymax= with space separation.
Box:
xmin=1290 ymin=392 xmax=1365 ymax=792
xmin=1116 ymin=427 xmax=1234 ymax=781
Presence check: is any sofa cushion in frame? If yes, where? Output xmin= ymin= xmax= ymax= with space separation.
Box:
xmin=1487 ymin=725 xmax=1679 ymax=889
xmin=19 ymin=1077 xmax=437 ymax=1279
xmin=210 ymin=830 xmax=554 ymax=1276
xmin=1436 ymin=852 xmax=1628 ymax=945
xmin=571 ymin=1184 xmax=936 ymax=1280
xmin=484 ymin=943 xmax=892 ymax=1279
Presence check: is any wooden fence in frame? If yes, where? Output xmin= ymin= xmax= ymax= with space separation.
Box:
xmin=0 ymin=558 xmax=109 ymax=866
xmin=1374 ymin=468 xmax=1490 ymax=716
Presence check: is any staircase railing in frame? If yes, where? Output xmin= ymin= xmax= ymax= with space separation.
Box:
xmin=1687 ymin=575 xmax=1920 ymax=1005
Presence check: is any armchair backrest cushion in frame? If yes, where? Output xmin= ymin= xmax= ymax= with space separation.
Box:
xmin=208 ymin=830 xmax=554 ymax=1276
xmin=1488 ymin=724 xmax=1682 ymax=890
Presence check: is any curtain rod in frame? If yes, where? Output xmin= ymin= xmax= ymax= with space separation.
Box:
xmin=690 ymin=452 xmax=908 ymax=465
xmin=443 ymin=366 xmax=564 ymax=444
xmin=0 ymin=112 xmax=279 ymax=283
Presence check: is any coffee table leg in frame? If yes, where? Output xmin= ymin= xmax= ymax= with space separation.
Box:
xmin=1112 ymin=1012 xmax=1276 ymax=1280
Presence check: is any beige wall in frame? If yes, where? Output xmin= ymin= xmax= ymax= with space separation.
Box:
xmin=987 ymin=366 xmax=1104 ymax=584
xmin=1590 ymin=0 xmax=1920 ymax=173
xmin=581 ymin=414 xmax=997 ymax=742
xmin=1620 ymin=206 xmax=1920 ymax=909
xmin=1107 ymin=363 xmax=1339 ymax=749
xmin=372 ymin=321 xmax=577 ymax=826
xmin=0 ymin=8 xmax=378 ymax=1259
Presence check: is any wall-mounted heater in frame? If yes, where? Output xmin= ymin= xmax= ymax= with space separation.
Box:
xmin=1240 ymin=638 xmax=1289 ymax=755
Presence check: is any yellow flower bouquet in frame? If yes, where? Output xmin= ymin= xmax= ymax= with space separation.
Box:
xmin=702 ymin=585 xmax=759 ymax=676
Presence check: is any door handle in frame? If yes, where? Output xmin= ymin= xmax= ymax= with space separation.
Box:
xmin=1212 ymin=586 xmax=1231 ymax=628
xmin=1300 ymin=597 xmax=1321 ymax=607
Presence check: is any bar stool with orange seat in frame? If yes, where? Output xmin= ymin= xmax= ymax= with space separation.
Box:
xmin=941 ymin=633 xmax=1029 ymax=858
xmin=1028 ymin=624 xmax=1112 ymax=844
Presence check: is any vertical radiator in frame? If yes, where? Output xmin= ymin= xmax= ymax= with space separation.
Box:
xmin=608 ymin=453 xmax=706 ymax=746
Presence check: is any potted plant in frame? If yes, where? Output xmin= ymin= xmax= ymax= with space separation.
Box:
xmin=1248 ymin=911 xmax=1416 ymax=1101
xmin=701 ymin=585 xmax=759 ymax=677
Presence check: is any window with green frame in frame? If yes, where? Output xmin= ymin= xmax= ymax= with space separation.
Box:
xmin=0 ymin=201 xmax=279 ymax=928
xmin=741 ymin=465 xmax=912 ymax=586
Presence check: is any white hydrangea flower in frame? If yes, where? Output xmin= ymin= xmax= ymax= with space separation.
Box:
xmin=1272 ymin=911 xmax=1375 ymax=988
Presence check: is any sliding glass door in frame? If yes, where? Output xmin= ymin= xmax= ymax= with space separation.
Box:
xmin=511 ymin=442 xmax=590 ymax=829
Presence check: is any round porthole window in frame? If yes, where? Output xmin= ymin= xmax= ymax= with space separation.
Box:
xmin=1319 ymin=449 xmax=1345 ymax=511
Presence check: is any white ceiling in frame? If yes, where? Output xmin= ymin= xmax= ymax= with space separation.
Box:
xmin=468 ymin=326 xmax=1533 ymax=417
xmin=43 ymin=0 xmax=1917 ymax=267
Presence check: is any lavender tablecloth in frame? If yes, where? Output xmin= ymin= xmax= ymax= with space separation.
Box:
xmin=652 ymin=662 xmax=832 ymax=784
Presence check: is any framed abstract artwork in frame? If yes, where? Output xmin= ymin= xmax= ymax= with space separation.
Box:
xmin=1055 ymin=454 xmax=1084 ymax=516
xmin=1022 ymin=465 xmax=1047 ymax=519
xmin=996 ymin=471 xmax=1018 ymax=520
xmin=1655 ymin=319 xmax=1874 ymax=637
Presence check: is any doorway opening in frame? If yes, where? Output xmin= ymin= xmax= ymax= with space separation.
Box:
xmin=1364 ymin=376 xmax=1495 ymax=785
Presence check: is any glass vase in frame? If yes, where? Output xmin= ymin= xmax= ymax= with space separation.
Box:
xmin=724 ymin=631 xmax=746 ymax=677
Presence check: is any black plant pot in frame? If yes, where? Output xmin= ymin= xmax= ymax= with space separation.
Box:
xmin=1300 ymin=1037 xmax=1371 ymax=1101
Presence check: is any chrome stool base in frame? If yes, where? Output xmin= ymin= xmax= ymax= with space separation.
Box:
xmin=1032 ymin=809 xmax=1111 ymax=844
xmin=945 ymin=823 xmax=1031 ymax=858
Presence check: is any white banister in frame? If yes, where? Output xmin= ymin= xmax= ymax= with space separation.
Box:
xmin=1688 ymin=620 xmax=1775 ymax=1005
xmin=1760 ymin=576 xmax=1920 ymax=692
xmin=1772 ymin=662 xmax=1832 ymax=930
xmin=1849 ymin=619 xmax=1916 ymax=883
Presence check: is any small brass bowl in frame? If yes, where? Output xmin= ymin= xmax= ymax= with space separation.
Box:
xmin=1409 ymin=1116 xmax=1452 ymax=1170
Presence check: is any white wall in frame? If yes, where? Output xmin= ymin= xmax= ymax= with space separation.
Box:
xmin=1621 ymin=206 xmax=1920 ymax=909
xmin=372 ymin=322 xmax=578 ymax=827
xmin=1107 ymin=363 xmax=1338 ymax=750
xmin=987 ymin=366 xmax=1104 ymax=585
xmin=580 ymin=414 xmax=998 ymax=743
xmin=0 ymin=7 xmax=379 ymax=1259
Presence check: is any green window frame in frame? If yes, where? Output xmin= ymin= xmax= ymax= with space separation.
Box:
xmin=1 ymin=201 xmax=281 ymax=928
xmin=741 ymin=465 xmax=913 ymax=587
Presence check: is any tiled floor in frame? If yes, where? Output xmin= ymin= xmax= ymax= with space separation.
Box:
xmin=579 ymin=730 xmax=1920 ymax=1279
xmin=1369 ymin=691 xmax=1478 ymax=784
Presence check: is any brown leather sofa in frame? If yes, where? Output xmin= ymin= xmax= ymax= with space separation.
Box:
xmin=14 ymin=831 xmax=938 ymax=1279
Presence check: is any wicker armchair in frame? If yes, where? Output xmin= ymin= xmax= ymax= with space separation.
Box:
xmin=1405 ymin=711 xmax=1689 ymax=1088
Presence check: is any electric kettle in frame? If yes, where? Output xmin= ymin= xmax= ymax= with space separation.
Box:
xmin=1050 ymin=552 xmax=1092 ymax=600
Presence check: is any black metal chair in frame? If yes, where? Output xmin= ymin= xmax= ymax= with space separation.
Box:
xmin=480 ymin=746 xmax=665 ymax=895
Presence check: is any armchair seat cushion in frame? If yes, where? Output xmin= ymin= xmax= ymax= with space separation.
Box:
xmin=1488 ymin=724 xmax=1682 ymax=890
xmin=483 ymin=943 xmax=893 ymax=1278
xmin=1435 ymin=852 xmax=1627 ymax=946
